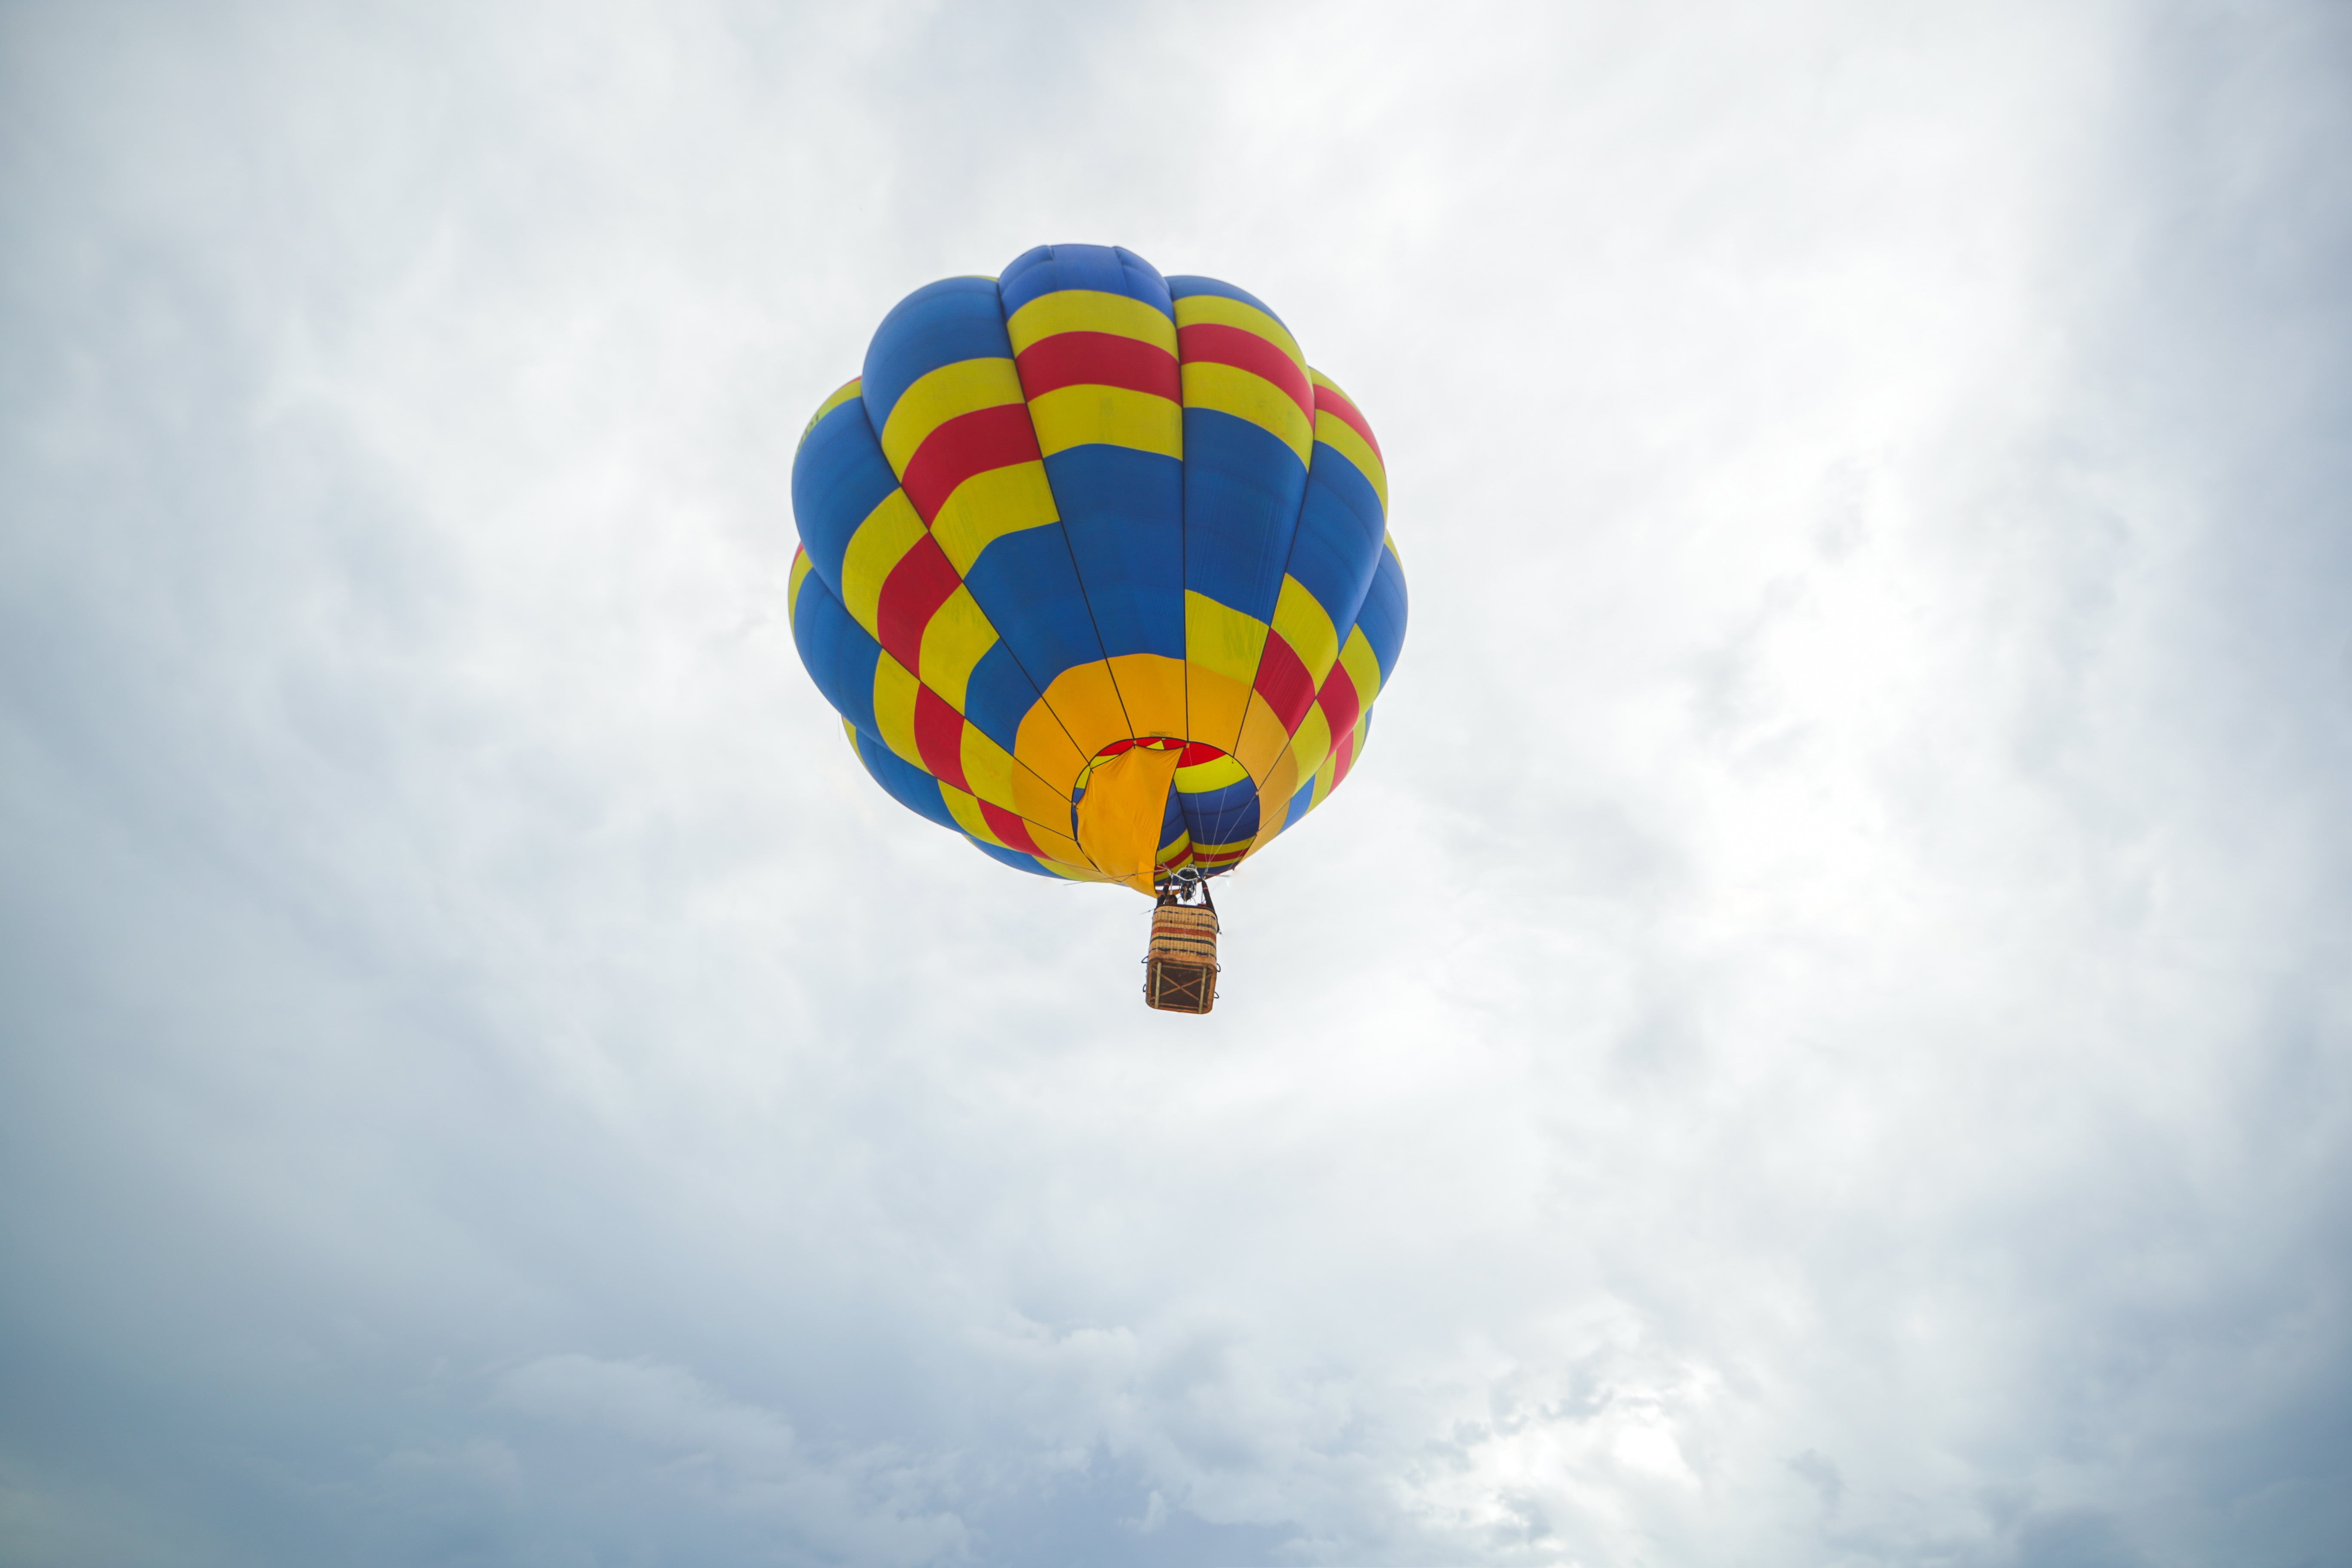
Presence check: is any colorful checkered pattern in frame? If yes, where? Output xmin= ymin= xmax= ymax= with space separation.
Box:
xmin=788 ymin=245 xmax=1406 ymax=890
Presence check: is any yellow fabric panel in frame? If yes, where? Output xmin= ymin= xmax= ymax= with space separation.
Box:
xmin=1313 ymin=409 xmax=1388 ymax=515
xmin=1337 ymin=625 xmax=1384 ymax=708
xmin=1105 ymin=652 xmax=1186 ymax=741
xmin=1027 ymin=385 xmax=1183 ymax=460
xmin=959 ymin=725 xmax=1020 ymax=812
xmin=1038 ymin=855 xmax=1113 ymax=883
xmin=1185 ymin=591 xmax=1268 ymax=687
xmin=879 ymin=358 xmax=1026 ymax=472
xmin=1005 ymin=289 xmax=1179 ymax=355
xmin=798 ymin=377 xmax=863 ymax=449
xmin=1271 ymin=574 xmax=1341 ymax=685
xmin=1311 ymin=747 xmax=1339 ymax=809
xmin=1258 ymin=748 xmax=1299 ymax=827
xmin=1284 ymin=701 xmax=1334 ymax=787
xmin=1074 ymin=742 xmax=1184 ymax=894
xmin=1179 ymin=361 xmax=1312 ymax=465
xmin=1175 ymin=751 xmax=1250 ymax=792
xmin=1188 ymin=836 xmax=1257 ymax=868
xmin=787 ymin=548 xmax=813 ymax=631
xmin=1384 ymin=530 xmax=1402 ymax=565
xmin=928 ymin=462 xmax=1060 ymax=576
xmin=941 ymin=784 xmax=1004 ymax=848
xmin=916 ymin=585 xmax=997 ymax=709
xmin=839 ymin=489 xmax=927 ymax=637
xmin=870 ymin=653 xmax=923 ymax=768
xmin=1233 ymin=691 xmax=1293 ymax=781
xmin=1157 ymin=826 xmax=1194 ymax=864
xmin=1184 ymin=592 xmax=1265 ymax=746
xmin=1171 ymin=293 xmax=1306 ymax=376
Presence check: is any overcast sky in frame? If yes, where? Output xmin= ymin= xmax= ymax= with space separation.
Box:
xmin=3 ymin=2 xmax=2349 ymax=1565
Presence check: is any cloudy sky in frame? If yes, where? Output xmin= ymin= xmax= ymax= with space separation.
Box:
xmin=3 ymin=1 xmax=2349 ymax=1564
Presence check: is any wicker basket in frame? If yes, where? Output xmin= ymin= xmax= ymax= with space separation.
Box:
xmin=1144 ymin=904 xmax=1220 ymax=1014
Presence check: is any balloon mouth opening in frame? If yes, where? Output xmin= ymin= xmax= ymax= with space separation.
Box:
xmin=1067 ymin=736 xmax=1253 ymax=887
xmin=1072 ymin=736 xmax=1228 ymax=797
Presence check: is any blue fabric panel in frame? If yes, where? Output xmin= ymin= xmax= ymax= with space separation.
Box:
xmin=1182 ymin=777 xmax=1260 ymax=848
xmin=998 ymin=245 xmax=1054 ymax=306
xmin=1000 ymin=244 xmax=1176 ymax=321
xmin=790 ymin=398 xmax=899 ymax=595
xmin=791 ymin=570 xmax=881 ymax=734
xmin=1179 ymin=409 xmax=1307 ymax=624
xmin=960 ymin=527 xmax=1109 ymax=697
xmin=851 ymin=727 xmax=960 ymax=833
xmin=966 ymin=836 xmax=1057 ymax=877
xmin=1286 ymin=449 xmax=1387 ymax=638
xmin=960 ymin=640 xmax=1038 ymax=754
xmin=861 ymin=277 xmax=1014 ymax=431
xmin=1045 ymin=445 xmax=1185 ymax=660
xmin=1164 ymin=274 xmax=1289 ymax=328
xmin=1158 ymin=783 xmax=1188 ymax=846
xmin=1284 ymin=777 xmax=1320 ymax=833
xmin=1352 ymin=546 xmax=1409 ymax=683
xmin=1179 ymin=775 xmax=1259 ymax=820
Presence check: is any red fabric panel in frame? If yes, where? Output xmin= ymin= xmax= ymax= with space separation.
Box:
xmin=1015 ymin=332 xmax=1181 ymax=401
xmin=1176 ymin=323 xmax=1314 ymax=423
xmin=875 ymin=534 xmax=962 ymax=673
xmin=1312 ymin=383 xmax=1383 ymax=461
xmin=1252 ymin=633 xmax=1319 ymax=734
xmin=979 ymin=801 xmax=1041 ymax=854
xmin=1315 ymin=662 xmax=1363 ymax=741
xmin=898 ymin=404 xmax=1043 ymax=522
xmin=913 ymin=683 xmax=968 ymax=790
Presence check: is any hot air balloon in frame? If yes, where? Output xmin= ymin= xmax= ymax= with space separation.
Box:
xmin=787 ymin=244 xmax=1406 ymax=1012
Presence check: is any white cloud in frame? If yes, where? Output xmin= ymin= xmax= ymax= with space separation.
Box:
xmin=2 ymin=0 xmax=2347 ymax=1564
xmin=478 ymin=1354 xmax=967 ymax=1565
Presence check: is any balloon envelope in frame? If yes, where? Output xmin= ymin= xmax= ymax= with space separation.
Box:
xmin=788 ymin=244 xmax=1406 ymax=892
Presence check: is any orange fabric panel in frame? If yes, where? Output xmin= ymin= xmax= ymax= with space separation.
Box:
xmin=1074 ymin=743 xmax=1184 ymax=894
